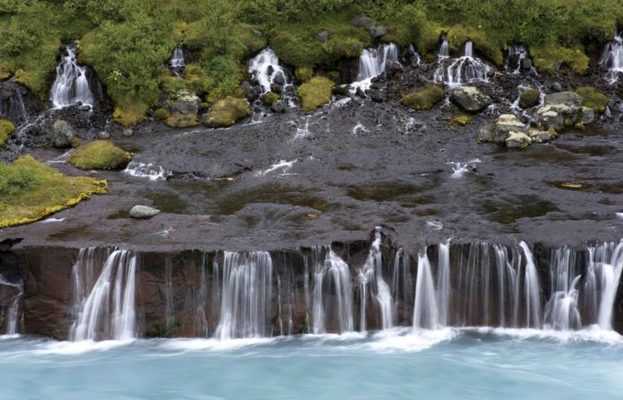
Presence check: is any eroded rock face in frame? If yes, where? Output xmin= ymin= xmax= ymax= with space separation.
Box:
xmin=450 ymin=86 xmax=492 ymax=113
xmin=0 ymin=82 xmax=42 ymax=125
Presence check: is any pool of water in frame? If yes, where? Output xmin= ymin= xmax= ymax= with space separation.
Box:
xmin=1 ymin=328 xmax=622 ymax=400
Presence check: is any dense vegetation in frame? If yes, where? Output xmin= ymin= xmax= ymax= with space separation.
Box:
xmin=0 ymin=155 xmax=107 ymax=227
xmin=1 ymin=0 xmax=620 ymax=124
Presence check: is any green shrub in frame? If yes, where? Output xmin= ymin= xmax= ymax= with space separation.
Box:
xmin=575 ymin=86 xmax=609 ymax=113
xmin=0 ymin=119 xmax=15 ymax=147
xmin=401 ymin=84 xmax=445 ymax=111
xmin=532 ymin=45 xmax=590 ymax=75
xmin=297 ymin=77 xmax=334 ymax=112
xmin=204 ymin=96 xmax=251 ymax=127
xmin=0 ymin=155 xmax=106 ymax=228
xmin=519 ymin=89 xmax=541 ymax=109
xmin=69 ymin=140 xmax=132 ymax=170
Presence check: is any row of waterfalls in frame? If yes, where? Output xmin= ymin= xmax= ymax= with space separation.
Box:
xmin=3 ymin=230 xmax=622 ymax=341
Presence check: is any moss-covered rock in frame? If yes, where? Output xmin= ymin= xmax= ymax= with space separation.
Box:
xmin=69 ymin=141 xmax=133 ymax=170
xmin=519 ymin=89 xmax=541 ymax=109
xmin=203 ymin=97 xmax=251 ymax=127
xmin=0 ymin=119 xmax=16 ymax=147
xmin=297 ymin=77 xmax=335 ymax=112
xmin=165 ymin=112 xmax=199 ymax=128
xmin=295 ymin=67 xmax=314 ymax=83
xmin=0 ymin=156 xmax=107 ymax=228
xmin=401 ymin=85 xmax=445 ymax=111
xmin=153 ymin=108 xmax=170 ymax=120
xmin=113 ymin=100 xmax=148 ymax=127
xmin=575 ymin=87 xmax=609 ymax=113
xmin=262 ymin=92 xmax=280 ymax=106
xmin=451 ymin=115 xmax=471 ymax=126
xmin=532 ymin=45 xmax=590 ymax=75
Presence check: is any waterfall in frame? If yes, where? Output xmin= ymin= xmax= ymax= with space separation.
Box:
xmin=248 ymin=48 xmax=292 ymax=94
xmin=168 ymin=46 xmax=185 ymax=77
xmin=0 ymin=275 xmax=22 ymax=335
xmin=520 ymin=242 xmax=542 ymax=328
xmin=123 ymin=161 xmax=171 ymax=181
xmin=543 ymin=248 xmax=582 ymax=330
xmin=70 ymin=249 xmax=137 ymax=341
xmin=438 ymin=38 xmax=450 ymax=58
xmin=358 ymin=227 xmax=393 ymax=331
xmin=591 ymin=242 xmax=623 ymax=329
xmin=506 ymin=45 xmax=531 ymax=74
xmin=436 ymin=241 xmax=451 ymax=326
xmin=50 ymin=44 xmax=95 ymax=109
xmin=434 ymin=41 xmax=491 ymax=86
xmin=350 ymin=43 xmax=400 ymax=93
xmin=214 ymin=251 xmax=273 ymax=340
xmin=413 ymin=251 xmax=440 ymax=329
xmin=311 ymin=246 xmax=354 ymax=334
xmin=600 ymin=33 xmax=623 ymax=84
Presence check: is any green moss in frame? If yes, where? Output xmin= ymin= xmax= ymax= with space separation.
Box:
xmin=0 ymin=69 xmax=11 ymax=81
xmin=164 ymin=112 xmax=199 ymax=128
xmin=0 ymin=119 xmax=15 ymax=147
xmin=519 ymin=89 xmax=541 ymax=109
xmin=0 ymin=156 xmax=107 ymax=228
xmin=204 ymin=96 xmax=251 ymax=127
xmin=113 ymin=100 xmax=148 ymax=127
xmin=153 ymin=108 xmax=170 ymax=120
xmin=575 ymin=86 xmax=609 ymax=113
xmin=69 ymin=141 xmax=133 ymax=170
xmin=532 ymin=45 xmax=590 ymax=75
xmin=401 ymin=84 xmax=444 ymax=111
xmin=262 ymin=92 xmax=280 ymax=106
xmin=451 ymin=115 xmax=471 ymax=126
xmin=297 ymin=77 xmax=334 ymax=112
xmin=295 ymin=67 xmax=314 ymax=83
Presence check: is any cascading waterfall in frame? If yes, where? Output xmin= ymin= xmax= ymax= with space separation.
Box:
xmin=50 ymin=44 xmax=95 ymax=109
xmin=0 ymin=275 xmax=22 ymax=335
xmin=70 ymin=248 xmax=137 ymax=341
xmin=123 ymin=161 xmax=171 ymax=181
xmin=520 ymin=242 xmax=542 ymax=328
xmin=506 ymin=45 xmax=533 ymax=74
xmin=591 ymin=242 xmax=623 ymax=329
xmin=310 ymin=246 xmax=354 ymax=334
xmin=413 ymin=251 xmax=440 ymax=329
xmin=438 ymin=38 xmax=450 ymax=58
xmin=358 ymin=227 xmax=393 ymax=331
xmin=214 ymin=251 xmax=273 ymax=339
xmin=350 ymin=43 xmax=400 ymax=93
xmin=544 ymin=248 xmax=582 ymax=330
xmin=169 ymin=46 xmax=186 ymax=77
xmin=248 ymin=48 xmax=292 ymax=94
xmin=600 ymin=33 xmax=623 ymax=84
xmin=434 ymin=41 xmax=491 ymax=86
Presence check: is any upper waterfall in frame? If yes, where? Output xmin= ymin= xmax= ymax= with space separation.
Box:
xmin=248 ymin=48 xmax=292 ymax=94
xmin=350 ymin=43 xmax=400 ymax=94
xmin=600 ymin=33 xmax=623 ymax=84
xmin=50 ymin=44 xmax=95 ymax=109
xmin=168 ymin=46 xmax=186 ymax=77
xmin=434 ymin=41 xmax=491 ymax=86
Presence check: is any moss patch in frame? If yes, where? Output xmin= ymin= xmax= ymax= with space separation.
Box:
xmin=204 ymin=96 xmax=250 ymax=127
xmin=261 ymin=92 xmax=280 ymax=106
xmin=575 ymin=87 xmax=609 ymax=113
xmin=113 ymin=100 xmax=148 ymax=127
xmin=69 ymin=141 xmax=132 ymax=170
xmin=451 ymin=115 xmax=471 ymax=126
xmin=519 ymin=89 xmax=541 ymax=109
xmin=532 ymin=45 xmax=590 ymax=75
xmin=295 ymin=67 xmax=314 ymax=83
xmin=164 ymin=112 xmax=198 ymax=128
xmin=401 ymin=84 xmax=444 ymax=111
xmin=0 ymin=119 xmax=15 ymax=147
xmin=0 ymin=156 xmax=107 ymax=228
xmin=297 ymin=77 xmax=334 ymax=112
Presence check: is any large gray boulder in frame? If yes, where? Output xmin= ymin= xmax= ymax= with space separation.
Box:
xmin=535 ymin=91 xmax=595 ymax=130
xmin=478 ymin=114 xmax=558 ymax=149
xmin=52 ymin=119 xmax=75 ymax=148
xmin=450 ymin=86 xmax=492 ymax=113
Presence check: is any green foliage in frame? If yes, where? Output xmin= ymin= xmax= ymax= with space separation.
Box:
xmin=69 ymin=140 xmax=133 ymax=170
xmin=295 ymin=67 xmax=314 ymax=83
xmin=532 ymin=45 xmax=590 ymax=75
xmin=165 ymin=113 xmax=199 ymax=128
xmin=297 ymin=77 xmax=335 ymax=112
xmin=575 ymin=87 xmax=609 ymax=113
xmin=401 ymin=84 xmax=445 ymax=111
xmin=519 ymin=89 xmax=541 ymax=109
xmin=204 ymin=96 xmax=251 ymax=127
xmin=0 ymin=119 xmax=15 ymax=147
xmin=0 ymin=155 xmax=107 ymax=228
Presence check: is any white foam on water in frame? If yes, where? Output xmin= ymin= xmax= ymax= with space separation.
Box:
xmin=352 ymin=123 xmax=368 ymax=135
xmin=256 ymin=160 xmax=297 ymax=176
xmin=448 ymin=158 xmax=481 ymax=178
xmin=468 ymin=326 xmax=623 ymax=345
xmin=364 ymin=328 xmax=455 ymax=352
xmin=123 ymin=162 xmax=171 ymax=181
xmin=38 ymin=217 xmax=66 ymax=223
xmin=161 ymin=337 xmax=277 ymax=352
xmin=616 ymin=212 xmax=623 ymax=219
xmin=33 ymin=339 xmax=134 ymax=356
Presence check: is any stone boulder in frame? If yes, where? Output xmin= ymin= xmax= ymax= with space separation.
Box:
xmin=164 ymin=91 xmax=201 ymax=115
xmin=52 ymin=119 xmax=75 ymax=148
xmin=130 ymin=205 xmax=160 ymax=219
xmin=535 ymin=91 xmax=595 ymax=130
xmin=450 ymin=86 xmax=492 ymax=113
xmin=479 ymin=114 xmax=558 ymax=149
xmin=203 ymin=97 xmax=251 ymax=128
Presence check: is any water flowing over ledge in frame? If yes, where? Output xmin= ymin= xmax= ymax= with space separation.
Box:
xmin=50 ymin=44 xmax=95 ymax=109
xmin=2 ymin=231 xmax=623 ymax=341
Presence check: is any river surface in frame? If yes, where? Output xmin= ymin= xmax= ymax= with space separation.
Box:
xmin=1 ymin=328 xmax=622 ymax=400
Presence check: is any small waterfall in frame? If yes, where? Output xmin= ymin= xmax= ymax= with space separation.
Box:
xmin=358 ymin=227 xmax=393 ymax=331
xmin=413 ymin=251 xmax=440 ymax=329
xmin=434 ymin=41 xmax=491 ymax=86
xmin=350 ymin=43 xmax=400 ymax=93
xmin=50 ymin=44 xmax=95 ymax=109
xmin=438 ymin=38 xmax=450 ymax=58
xmin=600 ymin=33 xmax=623 ymax=84
xmin=248 ymin=48 xmax=292 ymax=94
xmin=311 ymin=246 xmax=354 ymax=334
xmin=123 ymin=161 xmax=171 ymax=181
xmin=506 ymin=45 xmax=532 ymax=74
xmin=0 ymin=275 xmax=22 ymax=335
xmin=544 ymin=248 xmax=582 ymax=330
xmin=591 ymin=242 xmax=623 ymax=330
xmin=70 ymin=249 xmax=137 ymax=341
xmin=214 ymin=251 xmax=273 ymax=339
xmin=436 ymin=242 xmax=451 ymax=326
xmin=519 ymin=242 xmax=542 ymax=328
xmin=168 ymin=46 xmax=185 ymax=77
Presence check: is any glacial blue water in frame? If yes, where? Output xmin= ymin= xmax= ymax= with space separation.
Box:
xmin=1 ymin=328 xmax=622 ymax=400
